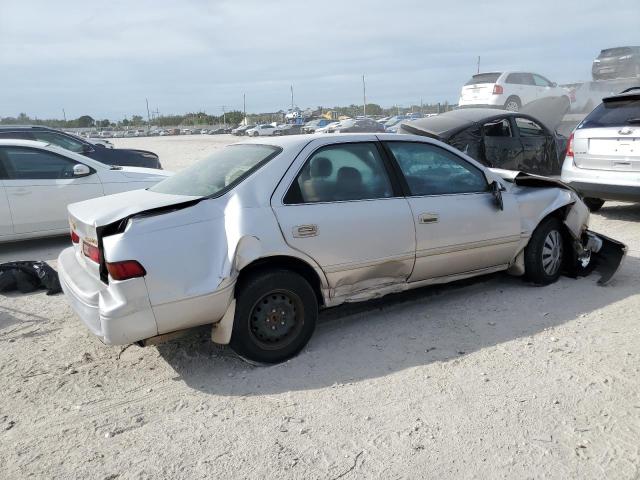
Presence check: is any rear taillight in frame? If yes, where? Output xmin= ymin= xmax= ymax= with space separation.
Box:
xmin=70 ymin=231 xmax=79 ymax=244
xmin=106 ymin=261 xmax=146 ymax=281
xmin=82 ymin=241 xmax=101 ymax=263
xmin=492 ymin=84 xmax=504 ymax=95
xmin=566 ymin=132 xmax=574 ymax=157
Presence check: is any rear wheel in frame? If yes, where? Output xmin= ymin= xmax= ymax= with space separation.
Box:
xmin=504 ymin=96 xmax=521 ymax=112
xmin=584 ymin=198 xmax=605 ymax=212
xmin=230 ymin=270 xmax=318 ymax=364
xmin=524 ymin=217 xmax=565 ymax=285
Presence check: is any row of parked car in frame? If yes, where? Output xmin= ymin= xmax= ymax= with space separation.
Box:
xmin=231 ymin=113 xmax=436 ymax=138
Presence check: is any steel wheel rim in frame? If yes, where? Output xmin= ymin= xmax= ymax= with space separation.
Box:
xmin=248 ymin=289 xmax=304 ymax=350
xmin=506 ymin=101 xmax=519 ymax=112
xmin=542 ymin=230 xmax=563 ymax=276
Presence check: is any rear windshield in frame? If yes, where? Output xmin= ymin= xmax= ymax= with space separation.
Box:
xmin=578 ymin=97 xmax=640 ymax=129
xmin=465 ymin=73 xmax=501 ymax=85
xmin=150 ymin=144 xmax=281 ymax=197
xmin=599 ymin=47 xmax=632 ymax=58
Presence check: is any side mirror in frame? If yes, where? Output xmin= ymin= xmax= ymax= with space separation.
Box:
xmin=82 ymin=144 xmax=94 ymax=154
xmin=490 ymin=181 xmax=504 ymax=211
xmin=73 ymin=164 xmax=91 ymax=177
xmin=551 ymin=82 xmax=558 ymax=87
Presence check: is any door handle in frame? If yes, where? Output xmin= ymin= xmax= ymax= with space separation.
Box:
xmin=293 ymin=224 xmax=318 ymax=238
xmin=418 ymin=213 xmax=439 ymax=224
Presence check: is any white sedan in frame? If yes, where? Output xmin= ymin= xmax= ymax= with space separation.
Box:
xmin=0 ymin=139 xmax=170 ymax=242
xmin=58 ymin=134 xmax=625 ymax=364
xmin=246 ymin=124 xmax=277 ymax=137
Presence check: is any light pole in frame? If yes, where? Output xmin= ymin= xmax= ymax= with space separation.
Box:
xmin=243 ymin=93 xmax=246 ymax=125
xmin=362 ymin=75 xmax=367 ymax=117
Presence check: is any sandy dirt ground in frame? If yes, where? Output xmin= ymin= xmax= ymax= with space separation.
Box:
xmin=1 ymin=135 xmax=639 ymax=479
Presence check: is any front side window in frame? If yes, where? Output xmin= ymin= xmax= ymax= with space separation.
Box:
xmin=31 ymin=131 xmax=86 ymax=153
xmin=150 ymin=144 xmax=281 ymax=197
xmin=515 ymin=117 xmax=545 ymax=137
xmin=286 ymin=142 xmax=393 ymax=203
xmin=0 ymin=147 xmax=79 ymax=179
xmin=533 ymin=74 xmax=552 ymax=87
xmin=385 ymin=142 xmax=487 ymax=196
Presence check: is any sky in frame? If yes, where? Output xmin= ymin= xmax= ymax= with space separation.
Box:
xmin=0 ymin=0 xmax=638 ymax=120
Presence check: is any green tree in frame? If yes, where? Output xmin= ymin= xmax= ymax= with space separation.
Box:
xmin=131 ymin=115 xmax=144 ymax=126
xmin=77 ymin=115 xmax=95 ymax=128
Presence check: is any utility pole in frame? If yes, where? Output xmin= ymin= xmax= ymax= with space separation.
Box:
xmin=220 ymin=105 xmax=228 ymax=127
xmin=243 ymin=93 xmax=246 ymax=125
xmin=145 ymin=98 xmax=151 ymax=130
xmin=420 ymin=98 xmax=423 ymax=114
xmin=290 ymin=85 xmax=294 ymax=111
xmin=362 ymin=74 xmax=367 ymax=117
xmin=62 ymin=108 xmax=67 ymax=123
xmin=477 ymin=56 xmax=481 ymax=74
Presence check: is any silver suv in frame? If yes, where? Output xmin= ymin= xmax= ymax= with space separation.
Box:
xmin=561 ymin=87 xmax=640 ymax=211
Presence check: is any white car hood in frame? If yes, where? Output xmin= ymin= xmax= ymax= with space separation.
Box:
xmin=68 ymin=188 xmax=201 ymax=228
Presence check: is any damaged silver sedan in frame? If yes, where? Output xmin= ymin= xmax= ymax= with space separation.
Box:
xmin=58 ymin=134 xmax=626 ymax=363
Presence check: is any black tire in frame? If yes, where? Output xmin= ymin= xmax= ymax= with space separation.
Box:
xmin=524 ymin=217 xmax=565 ymax=285
xmin=584 ymin=198 xmax=605 ymax=212
xmin=230 ymin=270 xmax=318 ymax=364
xmin=504 ymin=96 xmax=521 ymax=112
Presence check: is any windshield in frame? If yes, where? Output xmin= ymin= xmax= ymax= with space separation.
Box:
xmin=578 ymin=97 xmax=640 ymax=129
xmin=150 ymin=144 xmax=281 ymax=197
xmin=465 ymin=73 xmax=501 ymax=85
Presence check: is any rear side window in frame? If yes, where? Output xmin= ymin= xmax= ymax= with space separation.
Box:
xmin=465 ymin=73 xmax=501 ymax=85
xmin=150 ymin=144 xmax=281 ymax=197
xmin=505 ymin=73 xmax=534 ymax=85
xmin=578 ymin=98 xmax=640 ymax=129
xmin=285 ymin=143 xmax=393 ymax=204
xmin=483 ymin=119 xmax=512 ymax=137
xmin=31 ymin=131 xmax=86 ymax=153
xmin=385 ymin=142 xmax=487 ymax=196
xmin=0 ymin=131 xmax=33 ymax=140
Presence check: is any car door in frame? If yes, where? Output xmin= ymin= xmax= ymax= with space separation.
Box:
xmin=0 ymin=170 xmax=13 ymax=237
xmin=0 ymin=146 xmax=104 ymax=234
xmin=513 ymin=116 xmax=558 ymax=175
xmin=383 ymin=141 xmax=521 ymax=281
xmin=481 ymin=117 xmax=524 ymax=169
xmin=272 ymin=138 xmax=415 ymax=296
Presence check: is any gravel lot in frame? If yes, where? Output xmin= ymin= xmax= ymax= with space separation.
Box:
xmin=1 ymin=135 xmax=639 ymax=479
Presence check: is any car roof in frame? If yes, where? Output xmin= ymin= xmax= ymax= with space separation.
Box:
xmin=0 ymin=138 xmax=52 ymax=147
xmin=603 ymin=87 xmax=640 ymax=102
xmin=0 ymin=125 xmax=57 ymax=131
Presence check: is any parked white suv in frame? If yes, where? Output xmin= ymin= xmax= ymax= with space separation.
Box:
xmin=459 ymin=72 xmax=570 ymax=112
xmin=246 ymin=124 xmax=276 ymax=137
xmin=561 ymin=87 xmax=640 ymax=211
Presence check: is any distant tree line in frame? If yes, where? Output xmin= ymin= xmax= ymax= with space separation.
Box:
xmin=0 ymin=102 xmax=452 ymax=129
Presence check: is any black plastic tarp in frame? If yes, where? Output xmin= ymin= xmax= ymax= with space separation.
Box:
xmin=0 ymin=261 xmax=61 ymax=295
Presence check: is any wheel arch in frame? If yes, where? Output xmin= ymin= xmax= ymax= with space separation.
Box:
xmin=236 ymin=255 xmax=326 ymax=306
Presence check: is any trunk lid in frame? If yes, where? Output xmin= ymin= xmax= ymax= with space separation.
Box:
xmin=67 ymin=189 xmax=201 ymax=282
xmin=460 ymin=84 xmax=494 ymax=103
xmin=574 ymin=127 xmax=640 ymax=172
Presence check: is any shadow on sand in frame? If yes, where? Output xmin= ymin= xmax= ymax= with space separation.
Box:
xmin=156 ymin=255 xmax=638 ymax=397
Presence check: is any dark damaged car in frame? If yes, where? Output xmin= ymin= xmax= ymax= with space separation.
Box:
xmin=398 ymin=97 xmax=570 ymax=176
xmin=0 ymin=126 xmax=162 ymax=169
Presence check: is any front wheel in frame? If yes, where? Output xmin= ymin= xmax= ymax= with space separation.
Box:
xmin=230 ymin=270 xmax=318 ymax=364
xmin=524 ymin=217 xmax=565 ymax=285
xmin=584 ymin=198 xmax=605 ymax=212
